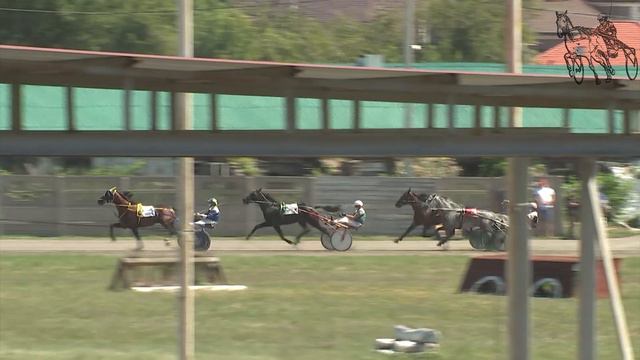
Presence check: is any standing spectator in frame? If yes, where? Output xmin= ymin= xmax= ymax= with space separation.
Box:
xmin=534 ymin=178 xmax=556 ymax=237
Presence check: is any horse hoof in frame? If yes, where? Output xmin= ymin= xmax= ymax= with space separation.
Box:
xmin=393 ymin=239 xmax=400 ymax=244
xmin=164 ymin=239 xmax=171 ymax=247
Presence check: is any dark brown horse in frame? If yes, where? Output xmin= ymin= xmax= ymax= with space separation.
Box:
xmin=393 ymin=189 xmax=456 ymax=245
xmin=97 ymin=187 xmax=177 ymax=250
xmin=242 ymin=188 xmax=331 ymax=245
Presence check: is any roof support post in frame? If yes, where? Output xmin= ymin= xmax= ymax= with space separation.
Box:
xmin=286 ymin=95 xmax=296 ymax=132
xmin=210 ymin=93 xmax=218 ymax=131
xmin=150 ymin=91 xmax=158 ymax=131
xmin=577 ymin=158 xmax=597 ymax=360
xmin=353 ymin=100 xmax=361 ymax=131
xmin=506 ymin=157 xmax=530 ymax=360
xmin=177 ymin=1 xmax=195 ymax=360
xmin=447 ymin=98 xmax=455 ymax=129
xmin=426 ymin=103 xmax=434 ymax=128
xmin=562 ymin=108 xmax=570 ymax=129
xmin=474 ymin=104 xmax=482 ymax=132
xmin=608 ymin=106 xmax=616 ymax=134
xmin=11 ymin=83 xmax=21 ymax=132
xmin=123 ymin=83 xmax=132 ymax=131
xmin=321 ymin=97 xmax=330 ymax=131
xmin=493 ymin=106 xmax=501 ymax=131
xmin=66 ymin=87 xmax=75 ymax=131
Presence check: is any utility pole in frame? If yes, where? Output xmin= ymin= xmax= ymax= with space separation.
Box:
xmin=176 ymin=0 xmax=194 ymax=359
xmin=505 ymin=1 xmax=529 ymax=360
xmin=403 ymin=0 xmax=416 ymax=176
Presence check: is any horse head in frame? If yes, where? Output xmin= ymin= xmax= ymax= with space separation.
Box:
xmin=97 ymin=187 xmax=117 ymax=205
xmin=555 ymin=10 xmax=570 ymax=38
xmin=395 ymin=188 xmax=417 ymax=208
xmin=242 ymin=188 xmax=268 ymax=205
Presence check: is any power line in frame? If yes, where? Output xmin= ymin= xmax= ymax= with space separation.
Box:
xmin=0 ymin=0 xmax=323 ymax=16
xmin=523 ymin=6 xmax=637 ymax=21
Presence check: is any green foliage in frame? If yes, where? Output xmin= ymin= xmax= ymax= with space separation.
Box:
xmin=228 ymin=157 xmax=261 ymax=176
xmin=562 ymin=172 xmax=633 ymax=219
xmin=477 ymin=158 xmax=507 ymax=177
xmin=597 ymin=171 xmax=633 ymax=219
xmin=53 ymin=160 xmax=147 ymax=176
xmin=0 ymin=0 xmax=540 ymax=63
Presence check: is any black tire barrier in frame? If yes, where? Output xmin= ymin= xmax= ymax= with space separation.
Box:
xmin=469 ymin=276 xmax=505 ymax=295
xmin=532 ymin=278 xmax=563 ymax=298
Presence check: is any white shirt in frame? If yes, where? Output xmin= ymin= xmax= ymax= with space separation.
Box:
xmin=536 ymin=187 xmax=556 ymax=207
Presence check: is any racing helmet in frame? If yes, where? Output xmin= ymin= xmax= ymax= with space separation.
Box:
xmin=208 ymin=197 xmax=218 ymax=206
xmin=354 ymin=200 xmax=364 ymax=207
xmin=597 ymin=14 xmax=609 ymax=22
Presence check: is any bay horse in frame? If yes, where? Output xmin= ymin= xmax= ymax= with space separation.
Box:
xmin=242 ymin=188 xmax=331 ymax=244
xmin=97 ymin=187 xmax=178 ymax=250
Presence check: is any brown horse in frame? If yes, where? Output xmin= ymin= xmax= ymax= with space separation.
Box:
xmin=97 ymin=187 xmax=177 ymax=250
xmin=393 ymin=189 xmax=457 ymax=245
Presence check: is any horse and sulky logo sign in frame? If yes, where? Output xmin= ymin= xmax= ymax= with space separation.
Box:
xmin=555 ymin=11 xmax=638 ymax=84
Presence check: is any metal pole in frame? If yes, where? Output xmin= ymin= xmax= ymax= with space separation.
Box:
xmin=583 ymin=158 xmax=635 ymax=360
xmin=177 ymin=0 xmax=194 ymax=359
xmin=505 ymin=1 xmax=528 ymax=360
xmin=403 ymin=0 xmax=415 ymax=175
xmin=506 ymin=158 xmax=530 ymax=360
xmin=578 ymin=158 xmax=597 ymax=360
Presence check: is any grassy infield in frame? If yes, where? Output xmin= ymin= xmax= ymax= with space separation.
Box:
xmin=0 ymin=251 xmax=638 ymax=360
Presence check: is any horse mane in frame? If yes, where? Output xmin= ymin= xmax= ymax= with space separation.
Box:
xmin=257 ymin=189 xmax=278 ymax=203
xmin=425 ymin=193 xmax=463 ymax=210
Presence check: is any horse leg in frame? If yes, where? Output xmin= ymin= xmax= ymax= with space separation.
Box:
xmin=585 ymin=56 xmax=601 ymax=84
xmin=273 ymin=225 xmax=293 ymax=245
xmin=160 ymin=219 xmax=178 ymax=246
xmin=593 ymin=51 xmax=613 ymax=82
xmin=395 ymin=223 xmax=417 ymax=243
xmin=109 ymin=222 xmax=125 ymax=242
xmin=436 ymin=226 xmax=454 ymax=248
xmin=246 ymin=222 xmax=270 ymax=240
xmin=131 ymin=228 xmax=143 ymax=251
xmin=295 ymin=222 xmax=310 ymax=244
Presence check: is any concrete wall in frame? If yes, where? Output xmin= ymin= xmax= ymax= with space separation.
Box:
xmin=0 ymin=175 xmax=561 ymax=238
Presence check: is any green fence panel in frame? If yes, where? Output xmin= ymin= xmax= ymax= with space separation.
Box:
xmin=0 ymin=84 xmax=9 ymax=130
xmin=219 ymin=95 xmax=285 ymax=130
xmin=297 ymin=98 xmax=321 ymax=129
xmin=24 ymin=85 xmax=66 ymax=130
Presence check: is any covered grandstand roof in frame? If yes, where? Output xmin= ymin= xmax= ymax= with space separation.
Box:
xmin=1 ymin=45 xmax=639 ymax=109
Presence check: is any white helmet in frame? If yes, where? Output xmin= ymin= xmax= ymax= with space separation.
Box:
xmin=208 ymin=198 xmax=218 ymax=206
xmin=354 ymin=200 xmax=364 ymax=207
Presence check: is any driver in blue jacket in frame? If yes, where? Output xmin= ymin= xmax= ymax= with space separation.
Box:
xmin=195 ymin=197 xmax=220 ymax=228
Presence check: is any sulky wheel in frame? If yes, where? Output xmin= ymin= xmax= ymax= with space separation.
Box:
xmin=320 ymin=231 xmax=334 ymax=250
xmin=179 ymin=230 xmax=211 ymax=251
xmin=468 ymin=228 xmax=484 ymax=249
xmin=330 ymin=228 xmax=353 ymax=251
xmin=572 ymin=57 xmax=584 ymax=84
xmin=625 ymin=49 xmax=638 ymax=80
xmin=490 ymin=231 xmax=506 ymax=251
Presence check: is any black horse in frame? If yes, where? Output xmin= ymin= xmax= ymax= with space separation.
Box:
xmin=242 ymin=189 xmax=331 ymax=244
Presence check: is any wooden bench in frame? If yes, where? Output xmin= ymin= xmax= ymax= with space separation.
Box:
xmin=109 ymin=254 xmax=228 ymax=290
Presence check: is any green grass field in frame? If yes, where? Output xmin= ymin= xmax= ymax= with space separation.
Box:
xmin=0 ymin=255 xmax=639 ymax=360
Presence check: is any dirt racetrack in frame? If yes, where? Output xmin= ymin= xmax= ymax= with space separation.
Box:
xmin=1 ymin=236 xmax=638 ymax=257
